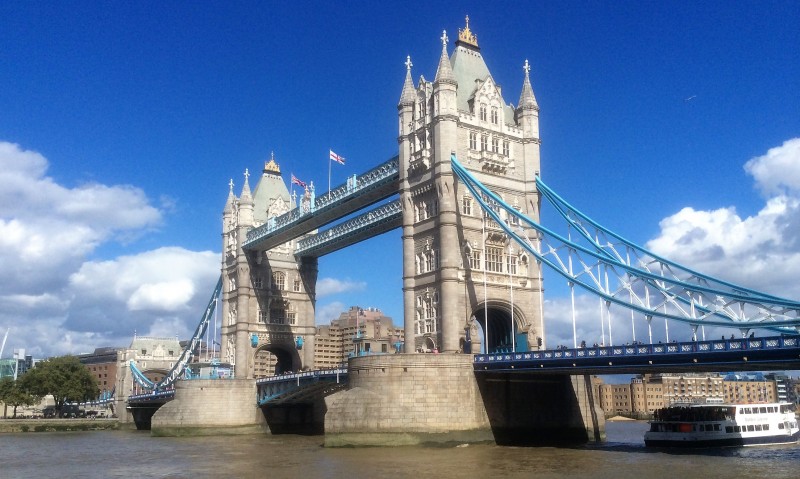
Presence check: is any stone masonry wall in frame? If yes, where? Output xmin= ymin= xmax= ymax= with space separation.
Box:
xmin=324 ymin=354 xmax=492 ymax=446
xmin=151 ymin=379 xmax=263 ymax=436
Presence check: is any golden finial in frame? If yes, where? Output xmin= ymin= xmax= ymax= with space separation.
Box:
xmin=263 ymin=151 xmax=281 ymax=174
xmin=458 ymin=15 xmax=478 ymax=47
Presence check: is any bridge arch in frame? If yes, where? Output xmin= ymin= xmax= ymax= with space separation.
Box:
xmin=253 ymin=343 xmax=301 ymax=378
xmin=472 ymin=300 xmax=527 ymax=354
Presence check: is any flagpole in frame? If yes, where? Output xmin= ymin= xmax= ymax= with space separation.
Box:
xmin=328 ymin=155 xmax=331 ymax=193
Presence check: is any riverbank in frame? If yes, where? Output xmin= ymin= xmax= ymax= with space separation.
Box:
xmin=0 ymin=418 xmax=120 ymax=433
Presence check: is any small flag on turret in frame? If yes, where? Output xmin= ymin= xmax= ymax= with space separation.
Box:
xmin=330 ymin=149 xmax=345 ymax=165
xmin=291 ymin=174 xmax=307 ymax=188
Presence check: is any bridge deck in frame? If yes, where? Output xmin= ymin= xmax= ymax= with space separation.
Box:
xmin=474 ymin=335 xmax=800 ymax=375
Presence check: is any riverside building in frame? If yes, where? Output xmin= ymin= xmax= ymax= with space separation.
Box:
xmin=314 ymin=306 xmax=403 ymax=369
xmin=596 ymin=373 xmax=788 ymax=418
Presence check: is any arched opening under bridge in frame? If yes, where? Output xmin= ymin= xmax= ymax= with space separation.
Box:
xmin=253 ymin=344 xmax=300 ymax=378
xmin=472 ymin=302 xmax=526 ymax=354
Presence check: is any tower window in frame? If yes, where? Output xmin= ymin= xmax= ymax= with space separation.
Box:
xmin=469 ymin=132 xmax=477 ymax=150
xmin=492 ymin=137 xmax=499 ymax=153
xmin=293 ymin=277 xmax=301 ymax=292
xmin=486 ymin=247 xmax=503 ymax=273
xmin=480 ymin=105 xmax=487 ymax=121
xmin=462 ymin=196 xmax=473 ymax=216
xmin=491 ymin=107 xmax=498 ymax=125
xmin=469 ymin=250 xmax=481 ymax=269
xmin=507 ymin=255 xmax=518 ymax=275
xmin=481 ymin=135 xmax=488 ymax=151
xmin=503 ymin=141 xmax=510 ymax=156
xmin=272 ymin=272 xmax=286 ymax=291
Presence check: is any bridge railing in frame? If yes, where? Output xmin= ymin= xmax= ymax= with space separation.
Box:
xmin=127 ymin=389 xmax=176 ymax=403
xmin=474 ymin=335 xmax=800 ymax=365
xmin=255 ymin=367 xmax=347 ymax=385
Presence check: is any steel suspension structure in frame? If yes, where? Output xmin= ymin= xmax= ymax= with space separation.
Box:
xmin=129 ymin=276 xmax=222 ymax=392
xmin=451 ymin=155 xmax=800 ymax=346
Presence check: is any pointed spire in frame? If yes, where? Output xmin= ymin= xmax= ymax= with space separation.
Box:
xmin=434 ymin=30 xmax=456 ymax=84
xmin=518 ymin=59 xmax=538 ymax=109
xmin=240 ymin=168 xmax=253 ymax=202
xmin=224 ymin=178 xmax=236 ymax=213
xmin=399 ymin=55 xmax=416 ymax=105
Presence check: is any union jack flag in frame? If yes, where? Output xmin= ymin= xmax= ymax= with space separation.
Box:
xmin=329 ymin=149 xmax=345 ymax=165
xmin=291 ymin=174 xmax=306 ymax=188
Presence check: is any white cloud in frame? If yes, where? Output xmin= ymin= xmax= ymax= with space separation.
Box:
xmin=316 ymin=277 xmax=366 ymax=297
xmin=0 ymin=142 xmax=164 ymax=297
xmin=645 ymin=137 xmax=800 ymax=300
xmin=744 ymin=138 xmax=800 ymax=197
xmin=316 ymin=301 xmax=347 ymax=325
xmin=0 ymin=141 xmax=218 ymax=358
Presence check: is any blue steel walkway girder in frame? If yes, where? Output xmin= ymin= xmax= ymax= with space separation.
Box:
xmin=256 ymin=369 xmax=348 ymax=406
xmin=295 ymin=200 xmax=402 ymax=257
xmin=243 ymin=157 xmax=399 ymax=252
xmin=474 ymin=335 xmax=800 ymax=375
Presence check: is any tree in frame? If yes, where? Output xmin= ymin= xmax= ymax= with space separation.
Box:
xmin=19 ymin=355 xmax=99 ymax=417
xmin=0 ymin=376 xmax=38 ymax=418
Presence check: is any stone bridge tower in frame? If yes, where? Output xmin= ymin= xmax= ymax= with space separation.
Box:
xmin=220 ymin=157 xmax=318 ymax=378
xmin=398 ymin=18 xmax=544 ymax=354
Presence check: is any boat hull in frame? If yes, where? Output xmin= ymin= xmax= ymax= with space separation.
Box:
xmin=645 ymin=430 xmax=800 ymax=448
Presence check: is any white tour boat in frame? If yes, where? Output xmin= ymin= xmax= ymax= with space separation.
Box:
xmin=645 ymin=402 xmax=799 ymax=447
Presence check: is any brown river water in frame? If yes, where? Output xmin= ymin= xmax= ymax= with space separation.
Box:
xmin=2 ymin=421 xmax=798 ymax=478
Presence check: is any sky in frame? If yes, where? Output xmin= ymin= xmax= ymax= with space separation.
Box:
xmin=1 ymin=1 xmax=799 ymax=360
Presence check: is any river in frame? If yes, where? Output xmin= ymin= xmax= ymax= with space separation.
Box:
xmin=2 ymin=421 xmax=798 ymax=478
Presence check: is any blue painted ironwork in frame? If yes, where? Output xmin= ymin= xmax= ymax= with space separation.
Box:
xmin=474 ymin=335 xmax=800 ymax=374
xmin=256 ymin=368 xmax=347 ymax=406
xmin=128 ymin=389 xmax=176 ymax=404
xmin=128 ymin=276 xmax=222 ymax=394
xmin=451 ymin=155 xmax=800 ymax=333
xmin=295 ymin=200 xmax=402 ymax=257
xmin=244 ymin=157 xmax=399 ymax=251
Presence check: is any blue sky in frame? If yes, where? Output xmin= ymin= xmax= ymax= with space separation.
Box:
xmin=1 ymin=2 xmax=799 ymax=359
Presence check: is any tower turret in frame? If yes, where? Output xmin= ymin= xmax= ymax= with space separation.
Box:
xmin=238 ymin=168 xmax=254 ymax=227
xmin=516 ymin=59 xmax=540 ymax=140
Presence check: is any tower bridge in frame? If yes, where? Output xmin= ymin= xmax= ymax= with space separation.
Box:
xmin=125 ymin=18 xmax=800 ymax=446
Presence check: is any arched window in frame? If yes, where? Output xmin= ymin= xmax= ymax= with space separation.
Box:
xmin=272 ymin=272 xmax=286 ymax=291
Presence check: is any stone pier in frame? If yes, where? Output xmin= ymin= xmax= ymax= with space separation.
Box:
xmin=151 ymin=379 xmax=263 ymax=436
xmin=324 ymin=354 xmax=492 ymax=447
xmin=323 ymin=354 xmax=605 ymax=447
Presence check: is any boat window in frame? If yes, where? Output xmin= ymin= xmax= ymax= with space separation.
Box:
xmin=747 ymin=425 xmax=755 ymax=432
xmin=755 ymin=424 xmax=762 ymax=431
xmin=714 ymin=424 xmax=721 ymax=431
xmin=768 ymin=407 xmax=775 ymax=413
xmin=759 ymin=407 xmax=767 ymax=414
xmin=778 ymin=423 xmax=785 ymax=430
xmin=763 ymin=424 xmax=769 ymax=431
xmin=742 ymin=407 xmax=751 ymax=414
xmin=726 ymin=426 xmax=734 ymax=433
xmin=734 ymin=426 xmax=741 ymax=432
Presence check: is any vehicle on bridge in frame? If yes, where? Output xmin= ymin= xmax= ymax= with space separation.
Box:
xmin=645 ymin=402 xmax=799 ymax=448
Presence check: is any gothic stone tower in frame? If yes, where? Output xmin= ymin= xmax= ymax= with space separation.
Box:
xmin=398 ymin=18 xmax=544 ymax=354
xmin=221 ymin=157 xmax=318 ymax=378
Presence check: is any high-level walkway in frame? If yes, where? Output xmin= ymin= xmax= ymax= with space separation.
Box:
xmin=243 ymin=157 xmax=399 ymax=255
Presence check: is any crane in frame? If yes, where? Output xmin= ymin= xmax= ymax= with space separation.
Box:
xmin=0 ymin=328 xmax=8 ymax=358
